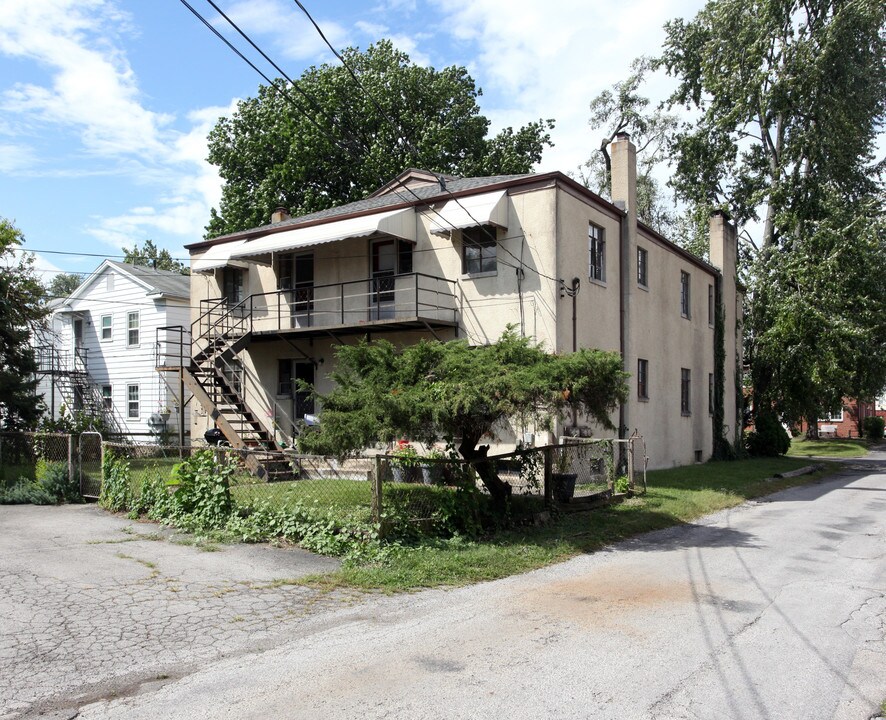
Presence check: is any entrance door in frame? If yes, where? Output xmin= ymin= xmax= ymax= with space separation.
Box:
xmin=371 ymin=240 xmax=396 ymax=320
xmin=72 ymin=318 xmax=86 ymax=371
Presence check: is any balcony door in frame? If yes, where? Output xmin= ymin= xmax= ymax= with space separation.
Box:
xmin=371 ymin=240 xmax=396 ymax=320
xmin=278 ymin=253 xmax=314 ymax=328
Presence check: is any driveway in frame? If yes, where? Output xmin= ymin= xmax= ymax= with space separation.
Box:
xmin=0 ymin=504 xmax=343 ymax=719
xmin=3 ymin=457 xmax=885 ymax=720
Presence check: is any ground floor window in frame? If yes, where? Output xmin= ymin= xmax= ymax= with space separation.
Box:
xmin=102 ymin=385 xmax=112 ymax=411
xmin=127 ymin=384 xmax=139 ymax=419
xmin=681 ymin=369 xmax=691 ymax=415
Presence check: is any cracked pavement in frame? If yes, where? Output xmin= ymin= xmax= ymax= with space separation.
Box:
xmin=3 ymin=453 xmax=885 ymax=719
xmin=0 ymin=505 xmax=346 ymax=719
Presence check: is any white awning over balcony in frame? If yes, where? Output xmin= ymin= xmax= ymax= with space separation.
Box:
xmin=428 ymin=190 xmax=508 ymax=235
xmin=191 ymin=239 xmax=250 ymax=273
xmin=231 ymin=207 xmax=417 ymax=259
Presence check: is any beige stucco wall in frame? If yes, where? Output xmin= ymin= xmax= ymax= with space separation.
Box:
xmin=188 ymin=174 xmax=740 ymax=468
xmin=629 ymin=230 xmax=717 ymax=467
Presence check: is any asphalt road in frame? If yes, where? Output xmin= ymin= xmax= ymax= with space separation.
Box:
xmin=3 ymin=456 xmax=885 ymax=719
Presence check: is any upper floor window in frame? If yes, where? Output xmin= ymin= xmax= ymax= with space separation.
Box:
xmin=223 ymin=267 xmax=245 ymax=305
xmin=708 ymin=284 xmax=715 ymax=326
xmin=101 ymin=314 xmax=113 ymax=341
xmin=637 ymin=358 xmax=649 ymax=400
xmin=680 ymin=271 xmax=691 ymax=318
xmin=127 ymin=312 xmax=139 ymax=347
xmin=462 ymin=225 xmax=497 ymax=275
xmin=588 ymin=223 xmax=605 ymax=282
xmin=681 ymin=368 xmax=691 ymax=415
xmin=637 ymin=246 xmax=648 ymax=287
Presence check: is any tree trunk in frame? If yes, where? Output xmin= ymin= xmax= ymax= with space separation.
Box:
xmin=806 ymin=416 xmax=820 ymax=440
xmin=458 ymin=434 xmax=511 ymax=513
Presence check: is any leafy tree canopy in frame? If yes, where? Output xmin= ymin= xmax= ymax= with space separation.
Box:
xmin=122 ymin=240 xmax=189 ymax=275
xmin=298 ymin=329 xmax=628 ymax=507
xmin=47 ymin=272 xmax=82 ymax=298
xmin=0 ymin=218 xmax=47 ymax=430
xmin=205 ymin=40 xmax=555 ymax=238
xmin=657 ymin=0 xmax=886 ymax=423
xmin=576 ymin=58 xmax=684 ymax=239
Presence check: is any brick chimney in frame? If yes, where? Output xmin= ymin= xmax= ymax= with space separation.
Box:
xmin=271 ymin=207 xmax=291 ymax=224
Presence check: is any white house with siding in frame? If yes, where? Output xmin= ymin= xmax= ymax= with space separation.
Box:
xmin=35 ymin=261 xmax=192 ymax=442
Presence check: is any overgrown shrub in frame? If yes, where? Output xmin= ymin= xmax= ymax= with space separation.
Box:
xmin=169 ymin=450 xmax=234 ymax=531
xmin=0 ymin=460 xmax=79 ymax=505
xmin=0 ymin=477 xmax=54 ymax=505
xmin=99 ymin=450 xmax=132 ymax=512
xmin=36 ymin=459 xmax=81 ymax=503
xmin=745 ymin=412 xmax=791 ymax=457
xmin=862 ymin=415 xmax=884 ymax=440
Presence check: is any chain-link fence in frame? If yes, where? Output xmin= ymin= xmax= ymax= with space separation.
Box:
xmin=0 ymin=432 xmax=74 ymax=486
xmin=97 ymin=435 xmax=647 ymax=537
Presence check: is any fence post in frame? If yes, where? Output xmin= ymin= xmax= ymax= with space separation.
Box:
xmin=68 ymin=434 xmax=75 ymax=488
xmin=372 ymin=455 xmax=383 ymax=524
xmin=543 ymin=446 xmax=552 ymax=508
xmin=627 ymin=438 xmax=634 ymax=492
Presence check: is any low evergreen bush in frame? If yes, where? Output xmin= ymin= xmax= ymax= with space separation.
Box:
xmin=863 ymin=415 xmax=884 ymax=440
xmin=745 ymin=412 xmax=791 ymax=457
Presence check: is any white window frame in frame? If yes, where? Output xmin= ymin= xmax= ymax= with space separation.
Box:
xmin=588 ymin=223 xmax=605 ymax=283
xmin=127 ymin=311 xmax=140 ymax=347
xmin=821 ymin=408 xmax=844 ymax=423
xmin=101 ymin=384 xmax=113 ymax=411
xmin=461 ymin=225 xmax=498 ymax=276
xmin=101 ymin=314 xmax=113 ymax=342
xmin=127 ymin=384 xmax=140 ymax=419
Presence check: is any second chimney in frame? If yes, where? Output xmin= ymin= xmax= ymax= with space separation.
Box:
xmin=271 ymin=206 xmax=291 ymax=224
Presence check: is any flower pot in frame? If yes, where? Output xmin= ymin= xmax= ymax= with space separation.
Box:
xmin=392 ymin=466 xmax=419 ymax=483
xmin=552 ymin=472 xmax=577 ymax=503
xmin=420 ymin=464 xmax=444 ymax=485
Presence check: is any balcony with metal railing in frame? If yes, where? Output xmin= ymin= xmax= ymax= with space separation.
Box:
xmin=196 ymin=272 xmax=459 ymax=341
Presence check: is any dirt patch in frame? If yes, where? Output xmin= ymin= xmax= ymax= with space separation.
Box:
xmin=517 ymin=563 xmax=693 ymax=630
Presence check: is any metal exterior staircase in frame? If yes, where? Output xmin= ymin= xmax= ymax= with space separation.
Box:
xmin=35 ymin=347 xmax=126 ymax=437
xmin=180 ymin=299 xmax=295 ymax=482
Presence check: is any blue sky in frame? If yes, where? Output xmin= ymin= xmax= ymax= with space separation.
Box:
xmin=1 ymin=0 xmax=706 ymax=285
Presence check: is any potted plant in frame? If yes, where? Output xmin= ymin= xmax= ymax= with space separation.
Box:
xmin=391 ymin=441 xmax=420 ymax=483
xmin=420 ymin=447 xmax=447 ymax=485
xmin=552 ymin=445 xmax=577 ymax=502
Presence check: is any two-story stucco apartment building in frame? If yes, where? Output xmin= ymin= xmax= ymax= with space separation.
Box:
xmin=184 ymin=135 xmax=742 ymax=469
xmin=35 ymin=261 xmax=192 ymax=442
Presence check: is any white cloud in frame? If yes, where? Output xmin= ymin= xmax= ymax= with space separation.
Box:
xmin=0 ymin=0 xmax=172 ymax=158
xmin=84 ymin=100 xmax=238 ymax=252
xmin=432 ymin=0 xmax=703 ymax=173
xmin=222 ymin=0 xmax=351 ymax=62
xmin=0 ymin=143 xmax=37 ymax=172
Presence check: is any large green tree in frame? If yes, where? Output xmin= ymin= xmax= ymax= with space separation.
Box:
xmin=47 ymin=272 xmax=82 ymax=298
xmin=205 ymin=40 xmax=554 ymax=238
xmin=298 ymin=330 xmax=628 ymax=509
xmin=658 ymin=0 xmax=886 ymax=427
xmin=576 ymin=57 xmax=683 ymax=240
xmin=0 ymin=218 xmax=48 ymax=430
xmin=122 ymin=240 xmax=189 ymax=275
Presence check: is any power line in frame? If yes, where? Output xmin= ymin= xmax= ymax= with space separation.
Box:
xmin=178 ymin=0 xmax=559 ymax=285
xmin=288 ymin=0 xmax=560 ymax=284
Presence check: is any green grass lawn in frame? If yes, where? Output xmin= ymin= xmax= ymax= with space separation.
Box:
xmin=320 ymin=455 xmax=838 ymax=592
xmin=787 ymin=437 xmax=870 ymax=458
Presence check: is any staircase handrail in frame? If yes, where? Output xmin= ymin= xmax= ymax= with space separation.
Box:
xmin=209 ymin=347 xmax=300 ymax=448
